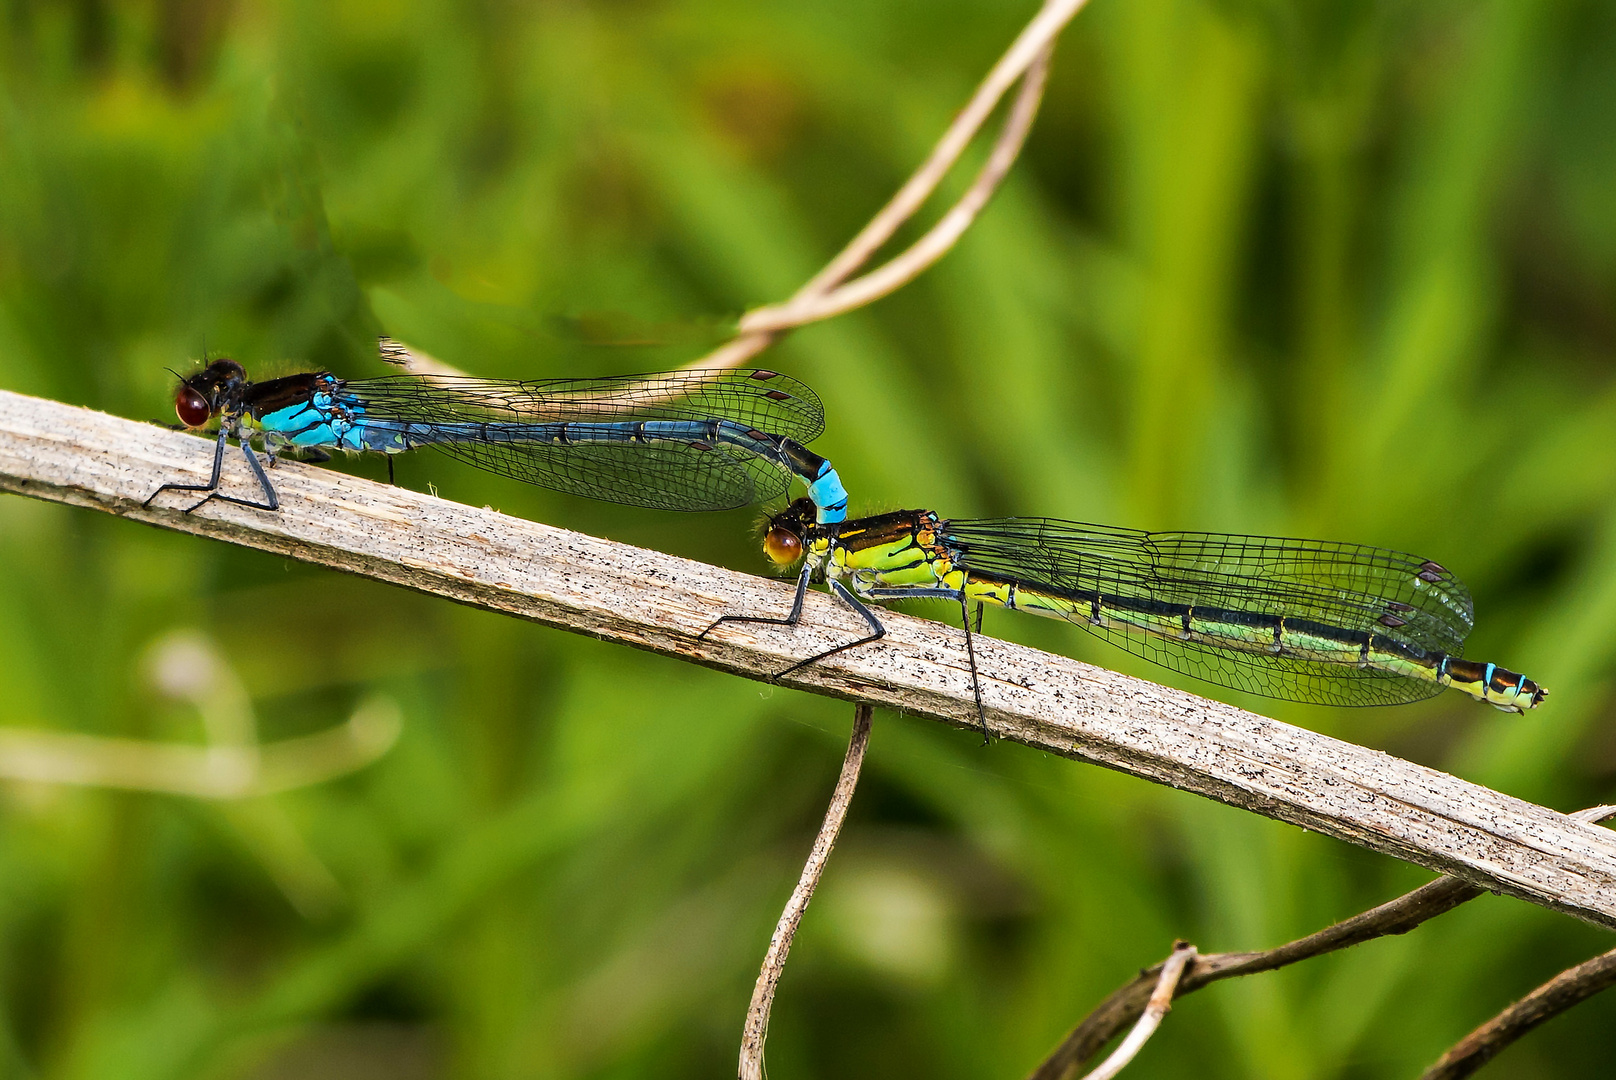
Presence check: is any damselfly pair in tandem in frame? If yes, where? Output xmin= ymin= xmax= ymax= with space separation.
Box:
xmin=151 ymin=345 xmax=1546 ymax=732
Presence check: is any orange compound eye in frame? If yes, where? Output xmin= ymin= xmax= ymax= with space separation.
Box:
xmin=763 ymin=527 xmax=804 ymax=566
xmin=175 ymin=385 xmax=212 ymax=428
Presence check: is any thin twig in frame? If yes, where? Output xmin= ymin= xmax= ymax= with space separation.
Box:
xmin=7 ymin=392 xmax=1616 ymax=932
xmin=739 ymin=43 xmax=1056 ymax=333
xmin=690 ymin=0 xmax=1087 ymax=370
xmin=377 ymin=336 xmax=734 ymax=412
xmin=1025 ymin=806 xmax=1616 ymax=1080
xmin=739 ymin=704 xmax=874 ymax=1080
xmin=389 ymin=1 xmax=1084 ymax=380
xmin=1419 ymin=945 xmax=1616 ymax=1080
xmin=1079 ymin=941 xmax=1196 ymax=1080
xmin=1027 ymin=883 xmax=1484 ymax=1080
xmin=803 ymin=0 xmax=1082 ymax=298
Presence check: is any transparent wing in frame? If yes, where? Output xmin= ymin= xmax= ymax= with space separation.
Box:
xmin=349 ymin=368 xmax=824 ymax=440
xmin=420 ymin=437 xmax=784 ymax=512
xmin=343 ymin=369 xmax=821 ymax=512
xmin=939 ymin=518 xmax=1475 ymax=707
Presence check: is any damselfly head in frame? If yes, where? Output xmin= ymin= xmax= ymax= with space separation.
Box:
xmin=762 ymin=497 xmax=816 ymax=566
xmin=174 ymin=359 xmax=247 ymax=427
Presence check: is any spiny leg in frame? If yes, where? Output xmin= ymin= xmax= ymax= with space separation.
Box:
xmin=699 ymin=568 xmax=889 ymax=678
xmin=182 ymin=438 xmax=279 ymax=512
xmin=959 ymin=593 xmax=988 ymax=743
xmin=863 ymin=586 xmax=989 ymax=743
xmin=699 ymin=563 xmax=815 ymax=641
xmin=971 ymin=602 xmax=986 ymax=740
xmin=143 ymin=426 xmax=229 ymax=507
xmin=772 ymin=580 xmax=887 ymax=679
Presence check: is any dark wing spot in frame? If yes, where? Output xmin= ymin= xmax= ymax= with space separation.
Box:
xmin=764 ymin=390 xmax=792 ymax=401
xmin=1379 ymin=614 xmax=1408 ymax=628
xmin=749 ymin=370 xmax=780 ymax=381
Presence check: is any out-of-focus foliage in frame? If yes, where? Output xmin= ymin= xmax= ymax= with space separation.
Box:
xmin=1 ymin=0 xmax=1614 ymax=1076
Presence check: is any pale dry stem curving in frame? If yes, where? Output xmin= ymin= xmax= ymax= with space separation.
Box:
xmin=738 ymin=704 xmax=874 ymax=1080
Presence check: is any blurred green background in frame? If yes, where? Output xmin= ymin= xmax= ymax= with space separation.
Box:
xmin=2 ymin=0 xmax=1615 ymax=1076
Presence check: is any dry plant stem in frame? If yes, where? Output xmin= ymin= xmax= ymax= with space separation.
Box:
xmin=8 ymin=394 xmax=1616 ymax=932
xmin=1078 ymin=941 xmax=1196 ymax=1080
xmin=692 ymin=0 xmax=1084 ymax=369
xmin=1027 ymin=882 xmax=1487 ymax=1080
xmin=1026 ymin=806 xmax=1616 ymax=1080
xmin=801 ymin=0 xmax=1082 ymax=298
xmin=1419 ymin=945 xmax=1616 ymax=1080
xmin=396 ymin=0 xmax=1079 ymax=377
xmin=739 ymin=703 xmax=874 ymax=1080
xmin=740 ymin=43 xmax=1056 ymax=333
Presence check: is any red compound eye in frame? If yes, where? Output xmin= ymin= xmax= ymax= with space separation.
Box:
xmin=175 ymin=385 xmax=212 ymax=428
xmin=763 ymin=527 xmax=804 ymax=566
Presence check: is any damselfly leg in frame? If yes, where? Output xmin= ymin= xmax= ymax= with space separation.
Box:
xmin=142 ymin=424 xmax=280 ymax=513
xmin=699 ymin=564 xmax=888 ymax=680
xmin=771 ymin=580 xmax=886 ymax=676
xmin=862 ymin=585 xmax=990 ymax=743
xmin=699 ymin=563 xmax=816 ymax=639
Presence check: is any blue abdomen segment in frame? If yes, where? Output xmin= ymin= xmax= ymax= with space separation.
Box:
xmin=802 ymin=462 xmax=847 ymax=523
xmin=259 ymin=392 xmax=851 ymax=521
xmin=776 ymin=437 xmax=846 ymax=523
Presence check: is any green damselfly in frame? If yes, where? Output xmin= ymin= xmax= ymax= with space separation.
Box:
xmin=704 ymin=499 xmax=1547 ymax=737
